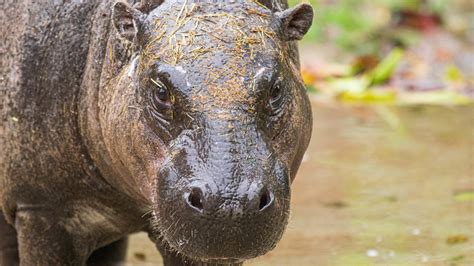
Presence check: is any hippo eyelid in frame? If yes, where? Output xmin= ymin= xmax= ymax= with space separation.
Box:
xmin=146 ymin=76 xmax=174 ymax=129
xmin=269 ymin=77 xmax=286 ymax=113
xmin=154 ymin=64 xmax=190 ymax=94
xmin=150 ymin=77 xmax=173 ymax=106
xmin=150 ymin=77 xmax=166 ymax=88
xmin=147 ymin=106 xmax=171 ymax=126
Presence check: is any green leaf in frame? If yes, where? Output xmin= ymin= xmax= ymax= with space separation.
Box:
xmin=328 ymin=76 xmax=370 ymax=94
xmin=449 ymin=254 xmax=465 ymax=262
xmin=454 ymin=191 xmax=474 ymax=202
xmin=444 ymin=64 xmax=464 ymax=82
xmin=368 ymin=48 xmax=404 ymax=86
xmin=306 ymin=85 xmax=318 ymax=93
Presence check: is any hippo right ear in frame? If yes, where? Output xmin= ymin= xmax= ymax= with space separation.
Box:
xmin=276 ymin=4 xmax=314 ymax=41
xmin=112 ymin=1 xmax=146 ymax=43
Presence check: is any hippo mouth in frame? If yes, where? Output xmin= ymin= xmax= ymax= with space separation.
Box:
xmin=189 ymin=257 xmax=244 ymax=265
xmin=150 ymin=194 xmax=290 ymax=262
xmin=148 ymin=142 xmax=293 ymax=261
xmin=149 ymin=163 xmax=291 ymax=261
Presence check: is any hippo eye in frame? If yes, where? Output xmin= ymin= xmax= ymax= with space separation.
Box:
xmin=151 ymin=78 xmax=172 ymax=108
xmin=269 ymin=79 xmax=284 ymax=112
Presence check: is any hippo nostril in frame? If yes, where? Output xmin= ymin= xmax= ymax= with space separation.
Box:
xmin=258 ymin=189 xmax=274 ymax=211
xmin=187 ymin=187 xmax=204 ymax=212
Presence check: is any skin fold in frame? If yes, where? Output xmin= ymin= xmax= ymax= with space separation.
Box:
xmin=0 ymin=0 xmax=313 ymax=265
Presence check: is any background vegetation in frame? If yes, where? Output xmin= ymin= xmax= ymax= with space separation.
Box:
xmin=288 ymin=0 xmax=473 ymax=105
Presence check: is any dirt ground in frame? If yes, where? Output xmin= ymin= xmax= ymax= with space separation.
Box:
xmin=126 ymin=101 xmax=474 ymax=265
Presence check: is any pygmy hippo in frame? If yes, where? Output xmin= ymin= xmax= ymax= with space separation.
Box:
xmin=0 ymin=0 xmax=313 ymax=265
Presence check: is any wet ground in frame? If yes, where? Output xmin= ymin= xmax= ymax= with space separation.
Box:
xmin=126 ymin=100 xmax=474 ymax=265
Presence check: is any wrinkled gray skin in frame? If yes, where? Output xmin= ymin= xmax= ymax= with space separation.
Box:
xmin=0 ymin=0 xmax=313 ymax=265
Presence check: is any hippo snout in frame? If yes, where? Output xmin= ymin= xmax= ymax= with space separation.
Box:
xmin=153 ymin=158 xmax=291 ymax=261
xmin=184 ymin=185 xmax=275 ymax=215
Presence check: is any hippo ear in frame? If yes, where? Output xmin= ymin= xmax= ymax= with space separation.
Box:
xmin=276 ymin=3 xmax=314 ymax=41
xmin=134 ymin=0 xmax=165 ymax=14
xmin=112 ymin=1 xmax=146 ymax=43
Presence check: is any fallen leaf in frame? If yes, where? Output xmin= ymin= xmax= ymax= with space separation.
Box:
xmin=446 ymin=235 xmax=469 ymax=245
xmin=134 ymin=252 xmax=146 ymax=261
xmin=454 ymin=190 xmax=474 ymax=202
xmin=339 ymin=89 xmax=397 ymax=104
xmin=399 ymin=90 xmax=473 ymax=105
xmin=444 ymin=64 xmax=464 ymax=83
xmin=449 ymin=255 xmax=465 ymax=262
xmin=368 ymin=48 xmax=405 ymax=86
xmin=301 ymin=68 xmax=317 ymax=85
xmin=328 ymin=76 xmax=370 ymax=94
xmin=323 ymin=201 xmax=349 ymax=208
xmin=352 ymin=55 xmax=379 ymax=74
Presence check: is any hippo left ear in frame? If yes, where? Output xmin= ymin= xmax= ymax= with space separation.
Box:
xmin=276 ymin=4 xmax=314 ymax=41
xmin=112 ymin=1 xmax=146 ymax=43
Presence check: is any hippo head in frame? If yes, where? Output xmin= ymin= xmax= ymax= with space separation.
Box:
xmin=108 ymin=0 xmax=313 ymax=263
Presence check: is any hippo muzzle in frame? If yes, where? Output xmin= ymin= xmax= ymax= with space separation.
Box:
xmin=153 ymin=118 xmax=291 ymax=260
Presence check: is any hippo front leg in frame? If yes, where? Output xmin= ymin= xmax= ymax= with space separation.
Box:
xmin=14 ymin=207 xmax=90 ymax=266
xmin=0 ymin=210 xmax=19 ymax=265
xmin=87 ymin=237 xmax=128 ymax=266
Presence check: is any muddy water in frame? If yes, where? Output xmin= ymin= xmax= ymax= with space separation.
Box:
xmin=126 ymin=101 xmax=474 ymax=265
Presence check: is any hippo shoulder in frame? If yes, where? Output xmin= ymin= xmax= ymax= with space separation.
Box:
xmin=0 ymin=0 xmax=108 ymax=209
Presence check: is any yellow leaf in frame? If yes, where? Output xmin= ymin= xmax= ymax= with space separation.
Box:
xmin=338 ymin=90 xmax=396 ymax=104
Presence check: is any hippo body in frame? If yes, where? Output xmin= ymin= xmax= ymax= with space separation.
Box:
xmin=0 ymin=0 xmax=313 ymax=265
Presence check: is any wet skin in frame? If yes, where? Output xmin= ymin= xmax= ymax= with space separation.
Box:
xmin=0 ymin=0 xmax=313 ymax=265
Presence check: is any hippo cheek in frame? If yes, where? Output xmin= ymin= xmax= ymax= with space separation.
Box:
xmin=151 ymin=163 xmax=291 ymax=261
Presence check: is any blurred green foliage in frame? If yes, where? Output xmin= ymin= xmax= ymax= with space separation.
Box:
xmin=287 ymin=0 xmax=448 ymax=52
xmin=290 ymin=1 xmax=473 ymax=104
